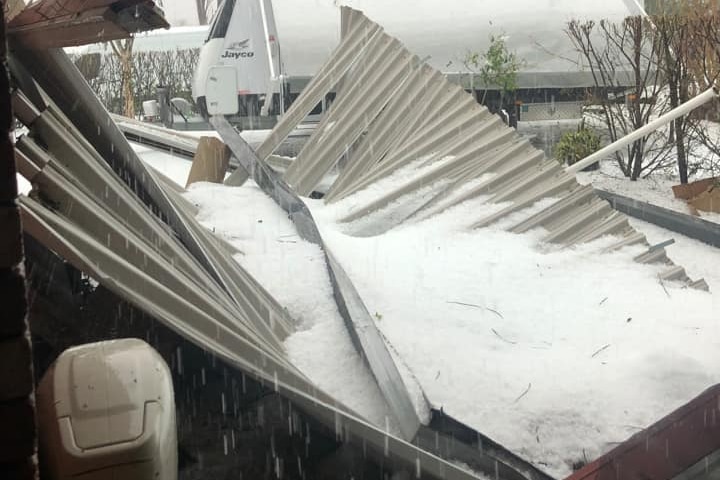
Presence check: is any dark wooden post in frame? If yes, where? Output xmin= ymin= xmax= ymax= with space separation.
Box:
xmin=0 ymin=4 xmax=38 ymax=479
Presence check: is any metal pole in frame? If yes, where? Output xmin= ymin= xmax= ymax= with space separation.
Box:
xmin=258 ymin=0 xmax=276 ymax=80
xmin=567 ymin=85 xmax=719 ymax=174
xmin=156 ymin=85 xmax=172 ymax=128
xmin=0 ymin=6 xmax=38 ymax=480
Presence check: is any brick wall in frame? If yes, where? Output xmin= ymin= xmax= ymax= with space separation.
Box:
xmin=0 ymin=5 xmax=38 ymax=480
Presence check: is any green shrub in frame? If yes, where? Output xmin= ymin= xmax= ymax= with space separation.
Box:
xmin=555 ymin=123 xmax=601 ymax=170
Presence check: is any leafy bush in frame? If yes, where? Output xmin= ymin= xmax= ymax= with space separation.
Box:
xmin=465 ymin=33 xmax=524 ymax=109
xmin=555 ymin=123 xmax=601 ymax=170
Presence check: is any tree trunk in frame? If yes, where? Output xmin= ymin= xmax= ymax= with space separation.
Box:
xmin=111 ymin=38 xmax=135 ymax=118
xmin=630 ymin=143 xmax=643 ymax=180
xmin=629 ymin=16 xmax=644 ymax=181
xmin=121 ymin=54 xmax=134 ymax=118
xmin=675 ymin=116 xmax=689 ymax=184
xmin=666 ymin=64 xmax=689 ymax=183
xmin=659 ymin=18 xmax=691 ymax=184
xmin=676 ymin=65 xmax=691 ymax=184
xmin=615 ymin=151 xmax=630 ymax=177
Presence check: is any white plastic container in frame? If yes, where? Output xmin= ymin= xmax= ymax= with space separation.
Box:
xmin=142 ymin=100 xmax=160 ymax=120
xmin=37 ymin=339 xmax=177 ymax=480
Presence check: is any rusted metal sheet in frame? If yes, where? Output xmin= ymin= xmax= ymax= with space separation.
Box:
xmin=565 ymin=384 xmax=720 ymax=480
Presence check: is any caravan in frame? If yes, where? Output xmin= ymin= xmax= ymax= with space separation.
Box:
xmin=192 ymin=0 xmax=285 ymax=125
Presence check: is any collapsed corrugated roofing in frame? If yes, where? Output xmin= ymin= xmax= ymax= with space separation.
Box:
xmin=8 ymin=3 xmax=719 ymax=479
xmin=252 ymin=8 xmax=707 ymax=292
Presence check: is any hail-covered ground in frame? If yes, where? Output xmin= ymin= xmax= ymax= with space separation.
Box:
xmin=136 ymin=142 xmax=720 ymax=479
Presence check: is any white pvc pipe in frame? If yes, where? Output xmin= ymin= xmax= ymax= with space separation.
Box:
xmin=567 ymin=85 xmax=719 ymax=174
xmin=258 ymin=0 xmax=276 ymax=80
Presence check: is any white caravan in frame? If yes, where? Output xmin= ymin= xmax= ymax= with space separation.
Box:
xmin=192 ymin=0 xmax=646 ymax=119
xmin=192 ymin=0 xmax=283 ymax=119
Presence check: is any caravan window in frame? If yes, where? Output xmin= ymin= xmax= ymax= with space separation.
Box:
xmin=207 ymin=0 xmax=236 ymax=41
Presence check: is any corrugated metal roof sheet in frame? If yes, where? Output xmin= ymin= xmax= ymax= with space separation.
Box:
xmin=256 ymin=7 xmax=708 ymax=291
